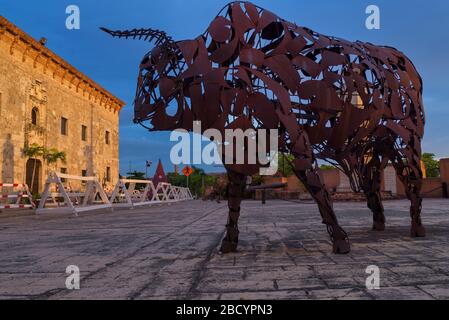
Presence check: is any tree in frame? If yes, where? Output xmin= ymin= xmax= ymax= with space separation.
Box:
xmin=422 ymin=153 xmax=440 ymax=178
xmin=126 ymin=171 xmax=147 ymax=189
xmin=126 ymin=171 xmax=146 ymax=180
xmin=44 ymin=148 xmax=67 ymax=172
xmin=250 ymin=175 xmax=265 ymax=186
xmin=23 ymin=143 xmax=44 ymax=191
xmin=167 ymin=166 xmax=218 ymax=197
xmin=320 ymin=164 xmax=336 ymax=171
xmin=278 ymin=153 xmax=295 ymax=177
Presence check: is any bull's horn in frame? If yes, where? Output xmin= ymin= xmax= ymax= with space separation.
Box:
xmin=100 ymin=27 xmax=175 ymax=47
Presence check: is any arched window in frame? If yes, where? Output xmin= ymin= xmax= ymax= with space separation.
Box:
xmin=31 ymin=107 xmax=39 ymax=125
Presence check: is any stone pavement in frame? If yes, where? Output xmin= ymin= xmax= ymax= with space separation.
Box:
xmin=0 ymin=199 xmax=449 ymax=300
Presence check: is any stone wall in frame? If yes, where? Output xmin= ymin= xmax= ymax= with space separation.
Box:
xmin=267 ymin=158 xmax=449 ymax=200
xmin=321 ymin=169 xmax=340 ymax=192
xmin=262 ymin=159 xmax=449 ymax=201
xmin=0 ymin=16 xmax=124 ymax=192
xmin=440 ymin=159 xmax=449 ymax=186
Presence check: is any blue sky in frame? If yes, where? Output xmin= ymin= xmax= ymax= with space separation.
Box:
xmin=1 ymin=0 xmax=448 ymax=176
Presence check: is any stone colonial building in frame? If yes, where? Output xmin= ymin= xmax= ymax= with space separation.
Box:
xmin=0 ymin=16 xmax=125 ymax=193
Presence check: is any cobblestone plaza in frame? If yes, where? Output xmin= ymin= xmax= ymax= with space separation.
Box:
xmin=0 ymin=199 xmax=448 ymax=300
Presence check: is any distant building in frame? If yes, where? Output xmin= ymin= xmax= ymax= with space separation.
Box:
xmin=153 ymin=160 xmax=168 ymax=187
xmin=0 ymin=16 xmax=125 ymax=193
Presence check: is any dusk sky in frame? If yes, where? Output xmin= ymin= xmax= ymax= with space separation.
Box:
xmin=1 ymin=0 xmax=448 ymax=176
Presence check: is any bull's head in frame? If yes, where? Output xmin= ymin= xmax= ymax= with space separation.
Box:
xmin=101 ymin=27 xmax=189 ymax=131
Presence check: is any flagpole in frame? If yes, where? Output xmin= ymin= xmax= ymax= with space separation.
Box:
xmin=145 ymin=161 xmax=152 ymax=180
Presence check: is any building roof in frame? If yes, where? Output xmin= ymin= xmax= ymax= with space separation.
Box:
xmin=0 ymin=15 xmax=125 ymax=111
xmin=153 ymin=160 xmax=168 ymax=187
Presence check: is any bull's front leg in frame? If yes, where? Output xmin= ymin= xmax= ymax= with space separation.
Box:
xmin=395 ymin=164 xmax=426 ymax=238
xmin=290 ymin=131 xmax=350 ymax=254
xmin=294 ymin=166 xmax=351 ymax=254
xmin=362 ymin=155 xmax=386 ymax=231
xmin=220 ymin=171 xmax=247 ymax=254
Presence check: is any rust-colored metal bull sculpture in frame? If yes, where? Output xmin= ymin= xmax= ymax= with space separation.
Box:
xmin=102 ymin=1 xmax=426 ymax=254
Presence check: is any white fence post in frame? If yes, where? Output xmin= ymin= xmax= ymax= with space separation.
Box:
xmin=36 ymin=172 xmax=112 ymax=215
xmin=0 ymin=183 xmax=35 ymax=211
xmin=110 ymin=178 xmax=161 ymax=208
xmin=36 ymin=173 xmax=195 ymax=215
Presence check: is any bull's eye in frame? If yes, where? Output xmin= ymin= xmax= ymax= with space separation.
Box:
xmin=141 ymin=56 xmax=150 ymax=65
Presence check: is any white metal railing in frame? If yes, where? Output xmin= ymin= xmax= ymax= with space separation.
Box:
xmin=0 ymin=183 xmax=35 ymax=210
xmin=36 ymin=172 xmax=194 ymax=215
xmin=36 ymin=172 xmax=112 ymax=215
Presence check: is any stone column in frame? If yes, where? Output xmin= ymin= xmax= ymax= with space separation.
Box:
xmin=337 ymin=171 xmax=352 ymax=193
xmin=440 ymin=159 xmax=449 ymax=185
xmin=384 ymin=165 xmax=397 ymax=195
xmin=1 ymin=134 xmax=14 ymax=184
xmin=440 ymin=159 xmax=449 ymax=198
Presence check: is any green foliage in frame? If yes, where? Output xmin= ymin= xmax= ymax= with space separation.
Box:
xmin=125 ymin=171 xmax=147 ymax=189
xmin=23 ymin=144 xmax=45 ymax=191
xmin=422 ymin=153 xmax=440 ymax=178
xmin=251 ymin=175 xmax=265 ymax=186
xmin=278 ymin=153 xmax=295 ymax=177
xmin=276 ymin=154 xmax=337 ymax=176
xmin=167 ymin=166 xmax=218 ymax=197
xmin=23 ymin=143 xmax=44 ymax=158
xmin=167 ymin=172 xmax=186 ymax=187
xmin=44 ymin=148 xmax=67 ymax=168
xmin=126 ymin=171 xmax=146 ymax=180
xmin=320 ymin=164 xmax=336 ymax=171
xmin=23 ymin=144 xmax=65 ymax=190
xmin=23 ymin=144 xmax=67 ymax=169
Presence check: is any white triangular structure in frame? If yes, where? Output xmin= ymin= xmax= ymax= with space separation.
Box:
xmin=110 ymin=178 xmax=161 ymax=208
xmin=0 ymin=183 xmax=35 ymax=210
xmin=178 ymin=187 xmax=193 ymax=201
xmin=37 ymin=173 xmax=194 ymax=215
xmin=109 ymin=179 xmax=133 ymax=208
xmin=155 ymin=183 xmax=172 ymax=202
xmin=169 ymin=186 xmax=181 ymax=202
xmin=36 ymin=172 xmax=112 ymax=215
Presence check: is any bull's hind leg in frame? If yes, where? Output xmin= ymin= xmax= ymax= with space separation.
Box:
xmin=394 ymin=161 xmax=426 ymax=238
xmin=293 ymin=161 xmax=350 ymax=254
xmin=389 ymin=143 xmax=426 ymax=238
xmin=362 ymin=155 xmax=386 ymax=231
xmin=220 ymin=171 xmax=247 ymax=253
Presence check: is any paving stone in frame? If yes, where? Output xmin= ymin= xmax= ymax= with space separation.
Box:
xmin=276 ymin=278 xmax=327 ymax=290
xmin=418 ymin=284 xmax=449 ymax=300
xmin=219 ymin=290 xmax=309 ymax=300
xmin=366 ymin=286 xmax=435 ymax=300
xmin=196 ymin=279 xmax=276 ymax=293
xmin=308 ymin=288 xmax=372 ymax=300
xmin=0 ymin=199 xmax=448 ymax=299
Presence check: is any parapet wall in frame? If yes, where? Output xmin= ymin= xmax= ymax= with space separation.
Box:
xmin=262 ymin=158 xmax=449 ymax=199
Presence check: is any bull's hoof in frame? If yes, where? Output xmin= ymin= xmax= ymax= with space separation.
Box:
xmin=411 ymin=223 xmax=426 ymax=238
xmin=219 ymin=240 xmax=238 ymax=254
xmin=372 ymin=221 xmax=386 ymax=231
xmin=332 ymin=239 xmax=351 ymax=254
